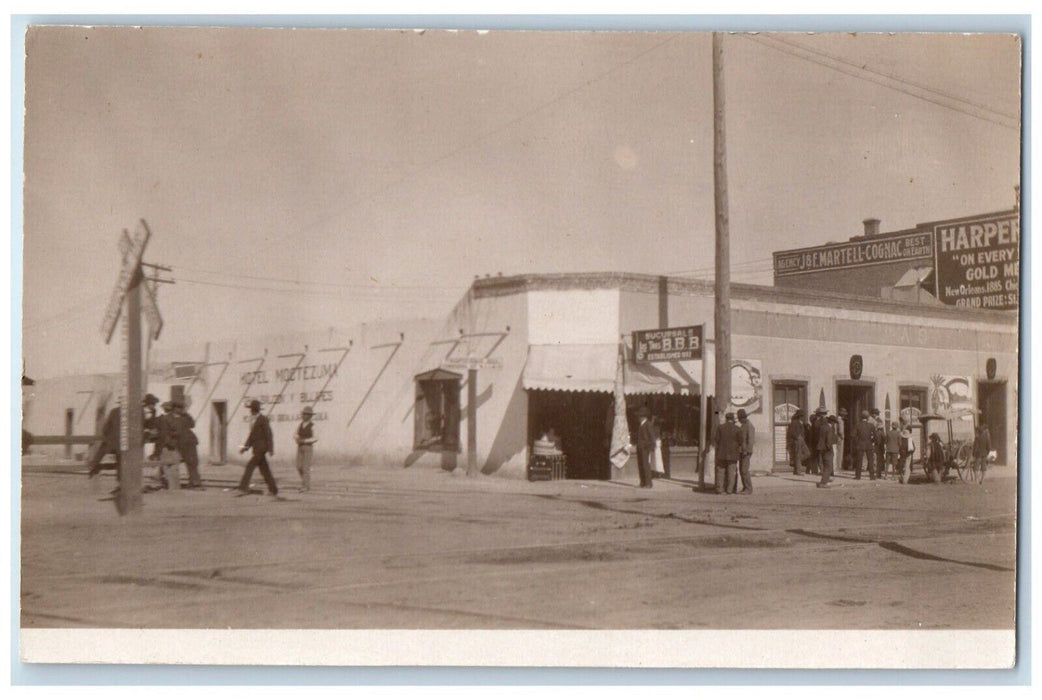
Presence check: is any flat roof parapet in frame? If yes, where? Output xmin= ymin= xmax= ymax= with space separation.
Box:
xmin=470 ymin=271 xmax=1017 ymax=327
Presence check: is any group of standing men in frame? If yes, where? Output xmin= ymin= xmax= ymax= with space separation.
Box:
xmin=850 ymin=409 xmax=916 ymax=483
xmin=634 ymin=405 xmax=756 ymax=494
xmin=785 ymin=407 xmax=844 ymax=488
xmin=712 ymin=409 xmax=755 ymax=494
xmin=787 ymin=406 xmax=918 ymax=486
xmin=87 ymin=393 xmax=200 ymax=489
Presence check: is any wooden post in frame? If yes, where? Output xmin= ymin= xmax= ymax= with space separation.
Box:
xmin=118 ymin=268 xmax=144 ymax=515
xmin=466 ymin=367 xmax=478 ymax=476
xmin=712 ymin=32 xmax=732 ymax=422
xmin=699 ymin=337 xmax=713 ymax=490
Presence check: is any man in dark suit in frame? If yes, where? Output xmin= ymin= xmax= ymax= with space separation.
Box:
xmin=852 ymin=410 xmax=877 ymax=480
xmin=786 ymin=409 xmax=807 ymax=475
xmin=635 ymin=405 xmax=655 ymax=488
xmin=171 ymin=400 xmax=203 ymax=489
xmin=816 ymin=415 xmax=839 ymax=488
xmin=237 ymin=399 xmax=278 ymax=496
xmin=736 ymin=408 xmax=755 ymax=494
xmin=714 ymin=412 xmax=742 ymax=494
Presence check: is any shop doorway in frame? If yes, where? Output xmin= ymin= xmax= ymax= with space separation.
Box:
xmin=528 ymin=390 xmax=612 ymax=480
xmin=977 ymin=380 xmax=1007 ymax=464
xmin=837 ymin=382 xmax=875 ymax=470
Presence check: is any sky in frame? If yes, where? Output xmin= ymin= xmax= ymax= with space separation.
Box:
xmin=19 ymin=26 xmax=1022 ymax=379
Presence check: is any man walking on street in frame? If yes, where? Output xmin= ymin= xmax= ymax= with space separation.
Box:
xmin=237 ymin=399 xmax=278 ymax=497
xmin=714 ymin=412 xmax=742 ymax=495
xmin=736 ymin=409 xmax=754 ymax=494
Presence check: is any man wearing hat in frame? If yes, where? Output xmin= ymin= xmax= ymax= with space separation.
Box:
xmin=809 ymin=408 xmax=828 ymax=475
xmin=87 ymin=394 xmax=162 ymax=478
xmin=786 ymin=409 xmax=807 ymax=475
xmin=171 ymin=400 xmax=202 ymax=489
xmin=714 ymin=412 xmax=742 ymax=494
xmin=237 ymin=399 xmax=278 ymax=496
xmin=736 ymin=409 xmax=755 ymax=494
xmin=295 ymin=406 xmax=319 ymax=492
xmin=836 ymin=408 xmax=848 ymax=471
xmin=634 ymin=405 xmax=655 ymax=488
xmin=142 ymin=393 xmax=160 ymax=448
xmin=816 ymin=415 xmax=839 ymax=488
xmin=852 ymin=410 xmax=877 ymax=480
xmin=152 ymin=401 xmax=183 ymax=488
xmin=871 ymin=408 xmax=887 ymax=479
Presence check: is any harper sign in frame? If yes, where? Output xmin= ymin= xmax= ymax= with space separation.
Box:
xmin=933 ymin=213 xmax=1019 ymax=310
xmin=101 ymin=219 xmax=151 ymax=344
xmin=633 ymin=325 xmax=703 ymax=363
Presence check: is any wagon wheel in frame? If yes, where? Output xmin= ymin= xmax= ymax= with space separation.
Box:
xmin=956 ymin=443 xmax=976 ymax=483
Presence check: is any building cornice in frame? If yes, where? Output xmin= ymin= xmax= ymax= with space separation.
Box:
xmin=471 ymin=271 xmax=1018 ymax=328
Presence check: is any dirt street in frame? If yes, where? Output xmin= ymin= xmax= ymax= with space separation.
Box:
xmin=20 ymin=459 xmax=1016 ymax=631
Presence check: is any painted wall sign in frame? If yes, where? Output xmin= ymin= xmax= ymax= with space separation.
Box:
xmin=633 ymin=325 xmax=703 ymax=362
xmin=928 ymin=375 xmax=974 ymax=418
xmin=773 ymin=231 xmax=933 ymax=278
xmin=730 ymin=359 xmax=763 ymax=414
xmin=933 ymin=213 xmax=1019 ymax=310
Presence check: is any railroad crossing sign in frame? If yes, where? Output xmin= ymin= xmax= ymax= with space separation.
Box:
xmin=118 ymin=229 xmax=163 ymax=340
xmin=99 ymin=219 xmax=156 ymax=516
xmin=101 ymin=219 xmax=151 ymax=344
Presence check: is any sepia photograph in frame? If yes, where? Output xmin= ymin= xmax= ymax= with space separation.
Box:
xmin=16 ymin=21 xmax=1022 ymax=670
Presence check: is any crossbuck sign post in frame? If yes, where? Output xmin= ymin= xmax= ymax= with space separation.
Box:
xmin=100 ymin=219 xmax=159 ymax=515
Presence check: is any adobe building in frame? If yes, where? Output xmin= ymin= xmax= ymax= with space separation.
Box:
xmin=25 ymin=269 xmax=1018 ymax=481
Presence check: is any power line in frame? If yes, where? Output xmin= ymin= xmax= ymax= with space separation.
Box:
xmin=174 ymin=265 xmax=470 ymax=291
xmin=175 ymin=276 xmax=464 ymax=301
xmin=668 ymin=257 xmax=775 ymax=276
xmin=744 ymin=34 xmax=1019 ymax=132
xmin=766 ymin=34 xmax=1019 ymax=122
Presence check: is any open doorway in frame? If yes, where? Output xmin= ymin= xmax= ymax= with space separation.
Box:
xmin=977 ymin=380 xmax=1007 ymax=464
xmin=837 ymin=381 xmax=875 ymax=470
xmin=528 ymin=390 xmax=612 ymax=480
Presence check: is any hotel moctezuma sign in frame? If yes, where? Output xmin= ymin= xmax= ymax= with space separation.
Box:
xmin=633 ymin=325 xmax=703 ymax=363
xmin=933 ymin=213 xmax=1020 ymax=310
xmin=773 ymin=231 xmax=933 ymax=277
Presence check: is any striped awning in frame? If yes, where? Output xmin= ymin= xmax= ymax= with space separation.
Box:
xmin=522 ymin=344 xmax=617 ymax=393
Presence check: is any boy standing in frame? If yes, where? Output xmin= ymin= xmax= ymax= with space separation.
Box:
xmin=295 ymin=406 xmax=318 ymax=492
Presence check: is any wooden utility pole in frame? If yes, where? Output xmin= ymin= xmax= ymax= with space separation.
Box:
xmin=118 ymin=271 xmax=144 ymax=515
xmin=466 ymin=367 xmax=478 ymax=476
xmin=712 ymin=32 xmax=732 ymax=422
xmin=102 ymin=219 xmax=165 ymax=516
